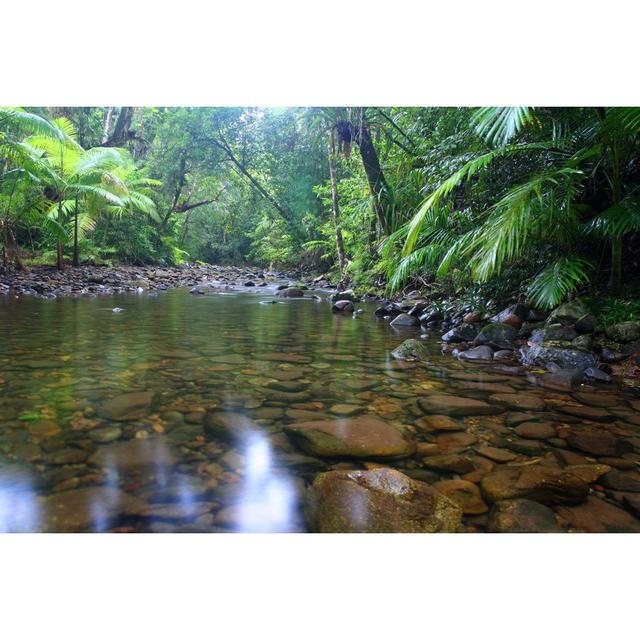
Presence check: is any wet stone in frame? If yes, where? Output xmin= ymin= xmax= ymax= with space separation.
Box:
xmin=489 ymin=393 xmax=546 ymax=411
xmin=305 ymin=468 xmax=463 ymax=533
xmin=488 ymin=499 xmax=564 ymax=533
xmin=98 ymin=391 xmax=154 ymax=421
xmin=555 ymin=497 xmax=640 ymax=533
xmin=514 ymin=422 xmax=556 ymax=440
xmin=433 ymin=479 xmax=488 ymax=514
xmin=417 ymin=395 xmax=503 ymax=417
xmin=414 ymin=415 xmax=464 ymax=432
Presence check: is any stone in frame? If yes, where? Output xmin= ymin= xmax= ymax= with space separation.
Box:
xmin=422 ymin=454 xmax=475 ymax=474
xmin=480 ymin=463 xmax=589 ymax=505
xmin=571 ymin=334 xmax=593 ymax=350
xmin=414 ymin=415 xmax=464 ymax=432
xmin=575 ymin=314 xmax=597 ymax=334
xmin=391 ymin=339 xmax=428 ymax=361
xmin=88 ymin=438 xmax=176 ymax=474
xmin=537 ymin=369 xmax=584 ymax=392
xmin=417 ymin=395 xmax=504 ymax=416
xmin=530 ymin=325 xmax=578 ymax=343
xmin=476 ymin=444 xmax=518 ymax=463
xmin=489 ymin=393 xmax=546 ymax=411
xmin=563 ymin=464 xmax=611 ymax=484
xmin=329 ymin=403 xmax=362 ymax=416
xmin=474 ymin=323 xmax=517 ymax=349
xmin=490 ymin=304 xmax=528 ymax=329
xmin=548 ymin=299 xmax=591 ymax=325
xmin=494 ymin=349 xmax=516 ymax=361
xmin=27 ymin=419 xmax=61 ymax=437
xmin=442 ymin=324 xmax=478 ymax=342
xmin=600 ymin=470 xmax=640 ymax=492
xmin=557 ymin=404 xmax=615 ymax=421
xmin=436 ymin=432 xmax=478 ymax=451
xmin=555 ymin=497 xmax=640 ymax=532
xmin=458 ymin=345 xmax=494 ymax=361
xmin=283 ymin=416 xmax=415 ymax=458
xmin=98 ymin=391 xmax=154 ymax=421
xmin=277 ymin=287 xmax=305 ymax=298
xmin=332 ymin=300 xmax=354 ymax=313
xmin=390 ymin=313 xmax=420 ymax=327
xmin=584 ymin=367 xmax=612 ymax=383
xmin=522 ymin=341 xmax=596 ymax=370
xmin=606 ymin=321 xmax=640 ymax=343
xmin=433 ymin=480 xmax=488 ymax=514
xmin=515 ymin=422 xmax=556 ymax=440
xmin=204 ymin=411 xmax=252 ymax=440
xmin=488 ymin=499 xmax=564 ymax=533
xmin=305 ymin=468 xmax=463 ymax=533
xmin=88 ymin=426 xmax=123 ymax=443
xmin=565 ymin=427 xmax=633 ymax=457
xmin=47 ymin=448 xmax=89 ymax=465
xmin=41 ymin=487 xmax=144 ymax=532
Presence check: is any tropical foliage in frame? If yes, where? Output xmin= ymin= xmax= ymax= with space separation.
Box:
xmin=2 ymin=106 xmax=640 ymax=309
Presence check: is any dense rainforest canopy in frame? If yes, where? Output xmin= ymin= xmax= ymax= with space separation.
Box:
xmin=2 ymin=106 xmax=640 ymax=312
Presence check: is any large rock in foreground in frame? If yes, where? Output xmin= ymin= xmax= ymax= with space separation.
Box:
xmin=488 ymin=498 xmax=564 ymax=533
xmin=305 ymin=468 xmax=462 ymax=532
xmin=284 ymin=416 xmax=415 ymax=458
xmin=480 ymin=463 xmax=589 ymax=505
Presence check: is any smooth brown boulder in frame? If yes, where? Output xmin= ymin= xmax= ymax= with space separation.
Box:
xmin=566 ymin=427 xmax=632 ymax=457
xmin=433 ymin=479 xmax=488 ymax=514
xmin=423 ymin=454 xmax=475 ymax=474
xmin=305 ymin=468 xmax=462 ymax=533
xmin=555 ymin=497 xmax=640 ymax=532
xmin=284 ymin=416 xmax=415 ymax=458
xmin=414 ymin=415 xmax=464 ymax=432
xmin=488 ymin=499 xmax=564 ymax=533
xmin=480 ymin=463 xmax=589 ymax=505
xmin=418 ymin=395 xmax=504 ymax=417
xmin=514 ymin=422 xmax=556 ymax=440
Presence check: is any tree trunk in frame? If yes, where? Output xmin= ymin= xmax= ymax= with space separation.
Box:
xmin=105 ymin=107 xmax=134 ymax=147
xmin=8 ymin=225 xmax=26 ymax=271
xmin=72 ymin=201 xmax=79 ymax=267
xmin=56 ymin=201 xmax=65 ymax=270
xmin=101 ymin=107 xmax=115 ymax=144
xmin=336 ymin=117 xmax=391 ymax=236
xmin=328 ymin=130 xmax=346 ymax=273
xmin=611 ymin=236 xmax=622 ymax=295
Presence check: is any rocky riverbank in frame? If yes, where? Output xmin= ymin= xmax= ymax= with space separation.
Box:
xmin=365 ymin=294 xmax=640 ymax=389
xmin=0 ymin=264 xmax=307 ymax=299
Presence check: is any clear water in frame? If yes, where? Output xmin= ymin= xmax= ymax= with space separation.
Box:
xmin=1 ymin=286 xmax=639 ymax=532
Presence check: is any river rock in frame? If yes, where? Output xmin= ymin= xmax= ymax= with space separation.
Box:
xmin=391 ymin=339 xmax=428 ymax=361
xmin=98 ymin=391 xmax=154 ymax=421
xmin=88 ymin=438 xmax=176 ymax=474
xmin=433 ymin=479 xmax=488 ymax=514
xmin=283 ymin=416 xmax=415 ymax=458
xmin=605 ymin=321 xmax=640 ymax=343
xmin=480 ymin=463 xmax=589 ymax=505
xmin=555 ymin=497 xmax=640 ymax=532
xmin=514 ymin=422 xmax=556 ymax=440
xmin=417 ymin=394 xmax=503 ymax=416
xmin=41 ymin=487 xmax=144 ymax=532
xmin=490 ymin=304 xmax=528 ymax=329
xmin=305 ymin=468 xmax=463 ymax=533
xmin=487 ymin=499 xmax=564 ymax=532
xmin=390 ymin=313 xmax=419 ymax=327
xmin=474 ymin=323 xmax=517 ymax=349
xmin=489 ymin=393 xmax=546 ymax=411
xmin=530 ymin=325 xmax=578 ymax=343
xmin=332 ymin=300 xmax=354 ymax=313
xmin=204 ymin=411 xmax=252 ymax=440
xmin=599 ymin=470 xmax=640 ymax=492
xmin=442 ymin=324 xmax=478 ymax=342
xmin=458 ymin=345 xmax=494 ymax=361
xmin=548 ymin=299 xmax=591 ymax=326
xmin=522 ymin=341 xmax=596 ymax=370
xmin=277 ymin=287 xmax=304 ymax=298
xmin=537 ymin=369 xmax=584 ymax=392
xmin=422 ymin=453 xmax=476 ymax=474
xmin=415 ymin=415 xmax=464 ymax=432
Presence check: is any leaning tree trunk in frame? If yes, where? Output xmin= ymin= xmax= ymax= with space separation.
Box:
xmin=328 ymin=130 xmax=347 ymax=273
xmin=56 ymin=201 xmax=65 ymax=271
xmin=336 ymin=118 xmax=391 ymax=236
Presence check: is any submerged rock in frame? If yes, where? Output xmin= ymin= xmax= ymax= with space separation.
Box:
xmin=458 ymin=345 xmax=494 ymax=361
xmin=555 ymin=497 xmax=640 ymax=532
xmin=418 ymin=394 xmax=504 ymax=416
xmin=480 ymin=463 xmax=589 ymax=505
xmin=98 ymin=391 xmax=154 ymax=421
xmin=332 ymin=300 xmax=354 ymax=313
xmin=305 ymin=468 xmax=463 ymax=533
xmin=284 ymin=416 xmax=415 ymax=458
xmin=487 ymin=499 xmax=564 ymax=533
xmin=276 ymin=287 xmax=305 ymax=298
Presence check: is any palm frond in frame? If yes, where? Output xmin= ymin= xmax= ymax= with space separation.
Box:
xmin=526 ymin=257 xmax=592 ymax=309
xmin=472 ymin=107 xmax=539 ymax=146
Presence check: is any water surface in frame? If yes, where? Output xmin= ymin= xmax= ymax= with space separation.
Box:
xmin=1 ymin=287 xmax=639 ymax=532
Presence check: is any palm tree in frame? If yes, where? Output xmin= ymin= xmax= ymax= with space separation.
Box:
xmin=25 ymin=118 xmax=159 ymax=268
xmin=394 ymin=107 xmax=640 ymax=307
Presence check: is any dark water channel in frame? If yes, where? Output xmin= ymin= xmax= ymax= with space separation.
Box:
xmin=1 ymin=286 xmax=639 ymax=532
